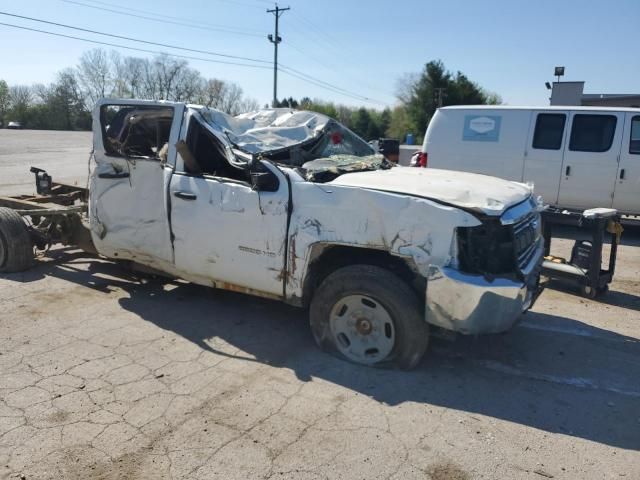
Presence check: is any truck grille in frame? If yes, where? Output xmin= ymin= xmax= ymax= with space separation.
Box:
xmin=457 ymin=199 xmax=541 ymax=277
xmin=512 ymin=213 xmax=539 ymax=271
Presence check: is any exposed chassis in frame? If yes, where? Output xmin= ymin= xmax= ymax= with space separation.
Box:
xmin=0 ymin=178 xmax=94 ymax=254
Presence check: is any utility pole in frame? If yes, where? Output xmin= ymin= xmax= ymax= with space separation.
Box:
xmin=267 ymin=3 xmax=290 ymax=107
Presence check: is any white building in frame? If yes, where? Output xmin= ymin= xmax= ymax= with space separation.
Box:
xmin=550 ymin=81 xmax=640 ymax=108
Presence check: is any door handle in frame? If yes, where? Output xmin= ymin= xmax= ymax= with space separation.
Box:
xmin=620 ymin=168 xmax=626 ymax=180
xmin=174 ymin=191 xmax=197 ymax=200
xmin=98 ymin=171 xmax=130 ymax=179
xmin=565 ymin=165 xmax=571 ymax=176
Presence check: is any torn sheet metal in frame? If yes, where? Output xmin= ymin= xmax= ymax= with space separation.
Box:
xmin=201 ymin=109 xmax=331 ymax=154
xmin=285 ymin=172 xmax=482 ymax=298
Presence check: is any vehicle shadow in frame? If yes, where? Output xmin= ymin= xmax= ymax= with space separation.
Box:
xmin=9 ymin=255 xmax=640 ymax=451
xmin=544 ymin=279 xmax=640 ymax=312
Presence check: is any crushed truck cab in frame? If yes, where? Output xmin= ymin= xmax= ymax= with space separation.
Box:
xmin=85 ymin=99 xmax=543 ymax=368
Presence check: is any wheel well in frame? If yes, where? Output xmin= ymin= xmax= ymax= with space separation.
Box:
xmin=301 ymin=244 xmax=426 ymax=307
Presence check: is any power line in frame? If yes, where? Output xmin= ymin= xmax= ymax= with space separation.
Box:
xmin=0 ymin=14 xmax=389 ymax=106
xmin=64 ymin=2 xmax=392 ymax=105
xmin=279 ymin=65 xmax=386 ymax=105
xmin=279 ymin=69 xmax=370 ymax=103
xmin=280 ymin=68 xmax=385 ymax=106
xmin=73 ymin=0 xmax=265 ymax=34
xmin=0 ymin=21 xmax=272 ymax=69
xmin=286 ymin=11 xmax=394 ymax=100
xmin=290 ymin=12 xmax=343 ymax=54
xmin=282 ymin=35 xmax=393 ymax=101
xmin=0 ymin=11 xmax=270 ymax=64
xmin=262 ymin=6 xmax=387 ymax=106
xmin=62 ymin=0 xmax=265 ymax=38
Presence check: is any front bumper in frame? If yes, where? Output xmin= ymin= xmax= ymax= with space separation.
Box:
xmin=425 ymin=237 xmax=543 ymax=335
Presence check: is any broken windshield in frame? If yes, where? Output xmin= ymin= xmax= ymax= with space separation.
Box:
xmin=199 ymin=107 xmax=386 ymax=182
xmin=200 ymin=108 xmax=375 ymax=166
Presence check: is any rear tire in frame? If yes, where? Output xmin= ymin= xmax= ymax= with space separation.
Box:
xmin=309 ymin=264 xmax=429 ymax=369
xmin=0 ymin=208 xmax=34 ymax=273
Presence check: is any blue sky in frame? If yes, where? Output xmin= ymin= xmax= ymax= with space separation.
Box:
xmin=1 ymin=0 xmax=639 ymax=108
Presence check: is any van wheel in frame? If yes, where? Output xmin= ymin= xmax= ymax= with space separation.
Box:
xmin=309 ymin=265 xmax=429 ymax=369
xmin=580 ymin=285 xmax=598 ymax=299
xmin=0 ymin=208 xmax=34 ymax=273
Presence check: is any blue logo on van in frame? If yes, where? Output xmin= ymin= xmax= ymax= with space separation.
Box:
xmin=462 ymin=115 xmax=501 ymax=142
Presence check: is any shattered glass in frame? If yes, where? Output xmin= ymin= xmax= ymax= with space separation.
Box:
xmin=301 ymin=154 xmax=393 ymax=183
xmin=200 ymin=108 xmax=376 ymax=178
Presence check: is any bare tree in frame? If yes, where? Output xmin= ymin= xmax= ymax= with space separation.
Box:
xmin=8 ymin=85 xmax=32 ymax=109
xmin=31 ymin=83 xmax=50 ymax=104
xmin=77 ymin=49 xmax=112 ymax=106
xmin=109 ymin=51 xmax=130 ymax=98
xmin=2 ymin=49 xmax=264 ymax=129
xmin=140 ymin=58 xmax=158 ymax=100
xmin=122 ymin=57 xmax=147 ymax=99
xmin=153 ymin=54 xmax=187 ymax=100
xmin=173 ymin=67 xmax=203 ymax=102
xmin=394 ymin=72 xmax=419 ymax=106
xmin=197 ymin=78 xmax=226 ymax=108
xmin=219 ymin=83 xmax=244 ymax=115
xmin=237 ymin=97 xmax=260 ymax=114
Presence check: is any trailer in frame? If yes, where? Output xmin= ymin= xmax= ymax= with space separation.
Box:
xmin=0 ymin=168 xmax=94 ymax=273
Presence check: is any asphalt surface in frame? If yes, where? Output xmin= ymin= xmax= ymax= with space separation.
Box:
xmin=0 ymin=130 xmax=639 ymax=479
xmin=0 ymin=129 xmax=92 ymax=196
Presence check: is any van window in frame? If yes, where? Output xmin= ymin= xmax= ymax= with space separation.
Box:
xmin=569 ymin=114 xmax=617 ymax=153
xmin=532 ymin=113 xmax=566 ymax=150
xmin=630 ymin=116 xmax=640 ymax=155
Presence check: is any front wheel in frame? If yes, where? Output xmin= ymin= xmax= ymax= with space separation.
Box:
xmin=309 ymin=265 xmax=429 ymax=369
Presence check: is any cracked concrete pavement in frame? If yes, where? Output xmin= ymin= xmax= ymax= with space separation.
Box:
xmin=1 ymin=131 xmax=639 ymax=479
xmin=0 ymin=234 xmax=639 ymax=479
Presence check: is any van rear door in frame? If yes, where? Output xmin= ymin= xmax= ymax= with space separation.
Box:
xmin=523 ymin=111 xmax=568 ymax=205
xmin=425 ymin=109 xmax=526 ymax=181
xmin=613 ymin=113 xmax=640 ymax=215
xmin=557 ymin=112 xmax=624 ymax=210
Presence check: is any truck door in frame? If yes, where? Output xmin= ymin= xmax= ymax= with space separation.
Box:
xmin=522 ymin=111 xmax=568 ymax=205
xmin=557 ymin=112 xmax=623 ymax=210
xmin=168 ymin=114 xmax=289 ymax=297
xmin=90 ymin=101 xmax=184 ymax=264
xmin=613 ymin=113 xmax=640 ymax=215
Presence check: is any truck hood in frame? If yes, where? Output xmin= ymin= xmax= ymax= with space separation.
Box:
xmin=329 ymin=167 xmax=532 ymax=216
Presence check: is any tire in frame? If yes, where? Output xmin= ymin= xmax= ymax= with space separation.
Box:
xmin=0 ymin=207 xmax=34 ymax=273
xmin=309 ymin=264 xmax=429 ymax=369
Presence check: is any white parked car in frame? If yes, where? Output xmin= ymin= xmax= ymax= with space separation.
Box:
xmin=0 ymin=99 xmax=544 ymax=369
xmin=420 ymin=106 xmax=640 ymax=215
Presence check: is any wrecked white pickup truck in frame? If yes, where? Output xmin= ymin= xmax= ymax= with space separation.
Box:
xmin=0 ymin=99 xmax=544 ymax=368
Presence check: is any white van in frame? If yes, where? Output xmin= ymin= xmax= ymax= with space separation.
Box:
xmin=421 ymin=106 xmax=640 ymax=215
